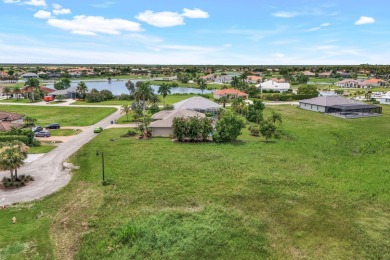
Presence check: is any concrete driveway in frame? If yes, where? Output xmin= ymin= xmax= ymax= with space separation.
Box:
xmin=0 ymin=108 xmax=122 ymax=205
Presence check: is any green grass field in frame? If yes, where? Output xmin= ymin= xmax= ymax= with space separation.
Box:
xmin=0 ymin=105 xmax=116 ymax=126
xmin=1 ymin=105 xmax=390 ymax=259
xmin=28 ymin=143 xmax=57 ymax=154
xmin=0 ymin=98 xmax=31 ymax=104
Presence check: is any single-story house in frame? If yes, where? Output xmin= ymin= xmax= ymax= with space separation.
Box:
xmin=150 ymin=109 xmax=206 ymax=137
xmin=379 ymin=92 xmax=390 ymax=105
xmin=302 ymin=71 xmax=316 ymax=77
xmin=174 ymin=96 xmax=221 ymax=114
xmin=213 ymin=89 xmax=248 ymax=100
xmin=246 ymin=76 xmax=262 ymax=84
xmin=49 ymin=86 xmax=78 ymax=99
xmin=318 ymin=72 xmax=332 ymax=78
xmin=299 ymin=96 xmax=382 ymax=118
xmin=0 ymin=111 xmax=24 ymax=132
xmin=20 ymin=73 xmax=38 ymax=79
xmin=336 ymin=71 xmax=352 ymax=78
xmin=23 ymin=86 xmax=55 ymax=94
xmin=335 ymin=79 xmax=360 ymax=88
xmin=256 ymin=80 xmax=291 ymax=93
xmin=359 ymin=79 xmax=386 ymax=88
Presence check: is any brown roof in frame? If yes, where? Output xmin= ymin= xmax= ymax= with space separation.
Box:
xmin=0 ymin=111 xmax=24 ymax=121
xmin=22 ymin=86 xmax=55 ymax=93
xmin=0 ymin=121 xmax=23 ymax=132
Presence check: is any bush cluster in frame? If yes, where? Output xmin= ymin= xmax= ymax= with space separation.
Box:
xmin=1 ymin=175 xmax=34 ymax=189
xmin=172 ymin=116 xmax=213 ymax=142
xmin=85 ymin=89 xmax=114 ymax=103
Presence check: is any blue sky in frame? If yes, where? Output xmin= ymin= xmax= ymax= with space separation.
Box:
xmin=0 ymin=0 xmax=389 ymax=64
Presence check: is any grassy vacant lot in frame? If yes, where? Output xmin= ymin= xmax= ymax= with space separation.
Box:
xmin=0 ymin=105 xmax=116 ymax=126
xmin=28 ymin=142 xmax=57 ymax=154
xmin=50 ymin=129 xmax=80 ymax=136
xmin=0 ymin=98 xmax=31 ymax=104
xmin=1 ymin=105 xmax=390 ymax=259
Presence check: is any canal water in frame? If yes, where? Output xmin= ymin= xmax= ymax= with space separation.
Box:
xmin=45 ymin=80 xmax=214 ymax=95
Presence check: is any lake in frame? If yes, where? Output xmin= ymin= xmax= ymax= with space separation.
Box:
xmin=45 ymin=80 xmax=215 ymax=95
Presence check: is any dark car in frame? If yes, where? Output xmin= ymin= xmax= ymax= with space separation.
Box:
xmin=35 ymin=131 xmax=51 ymax=137
xmin=45 ymin=123 xmax=60 ymax=129
xmin=32 ymin=126 xmax=43 ymax=132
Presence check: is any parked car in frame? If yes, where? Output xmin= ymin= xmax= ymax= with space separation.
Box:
xmin=35 ymin=131 xmax=51 ymax=137
xmin=94 ymin=127 xmax=103 ymax=133
xmin=32 ymin=126 xmax=43 ymax=132
xmin=45 ymin=123 xmax=60 ymax=129
xmin=43 ymin=96 xmax=54 ymax=102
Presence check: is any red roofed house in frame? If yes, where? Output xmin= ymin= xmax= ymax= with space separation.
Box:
xmin=0 ymin=111 xmax=24 ymax=132
xmin=213 ymin=89 xmax=248 ymax=100
xmin=22 ymin=86 xmax=55 ymax=94
xmin=246 ymin=76 xmax=262 ymax=84
xmin=359 ymin=79 xmax=386 ymax=88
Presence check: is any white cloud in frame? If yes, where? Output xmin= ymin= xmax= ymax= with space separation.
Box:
xmin=161 ymin=45 xmax=218 ymax=52
xmin=136 ymin=8 xmax=209 ymax=27
xmin=47 ymin=15 xmax=142 ymax=35
xmin=272 ymin=11 xmax=299 ymax=18
xmin=25 ymin=0 xmax=47 ymax=7
xmin=52 ymin=4 xmax=71 ymax=15
xmin=53 ymin=8 xmax=71 ymax=15
xmin=182 ymin=8 xmax=209 ymax=19
xmin=307 ymin=27 xmax=320 ymax=32
xmin=320 ymin=22 xmax=330 ymax=27
xmin=136 ymin=10 xmax=184 ymax=27
xmin=91 ymin=1 xmax=115 ymax=8
xmin=3 ymin=0 xmax=20 ymax=3
xmin=34 ymin=10 xmax=51 ymax=19
xmin=355 ymin=16 xmax=375 ymax=25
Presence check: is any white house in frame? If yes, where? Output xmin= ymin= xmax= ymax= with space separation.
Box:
xmin=335 ymin=79 xmax=360 ymax=88
xmin=256 ymin=80 xmax=290 ymax=93
xmin=379 ymin=92 xmax=390 ymax=105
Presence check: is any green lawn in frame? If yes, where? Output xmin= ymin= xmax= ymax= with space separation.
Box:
xmin=1 ymin=106 xmax=390 ymax=259
xmin=50 ymin=129 xmax=81 ymax=136
xmin=0 ymin=98 xmax=31 ymax=104
xmin=0 ymin=105 xmax=116 ymax=126
xmin=28 ymin=143 xmax=57 ymax=154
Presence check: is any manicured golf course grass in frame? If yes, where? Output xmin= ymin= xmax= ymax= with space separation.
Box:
xmin=1 ymin=105 xmax=389 ymax=259
xmin=0 ymin=105 xmax=116 ymax=126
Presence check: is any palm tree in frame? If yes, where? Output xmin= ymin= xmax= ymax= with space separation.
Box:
xmin=125 ymin=80 xmax=135 ymax=96
xmin=13 ymin=87 xmax=21 ymax=100
xmin=76 ymin=81 xmax=88 ymax=99
xmin=120 ymin=104 xmax=131 ymax=122
xmin=24 ymin=78 xmax=40 ymax=102
xmin=0 ymin=141 xmax=28 ymax=182
xmin=269 ymin=111 xmax=282 ymax=125
xmin=231 ymin=97 xmax=246 ymax=115
xmin=149 ymin=94 xmax=160 ymax=106
xmin=218 ymin=95 xmax=229 ymax=108
xmin=231 ymin=76 xmax=240 ymax=89
xmin=158 ymin=83 xmax=172 ymax=107
xmin=3 ymin=87 xmax=11 ymax=99
xmin=197 ymin=78 xmax=207 ymax=94
xmin=134 ymin=81 xmax=154 ymax=124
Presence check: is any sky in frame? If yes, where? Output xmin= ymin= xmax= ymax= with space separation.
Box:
xmin=0 ymin=0 xmax=389 ymax=65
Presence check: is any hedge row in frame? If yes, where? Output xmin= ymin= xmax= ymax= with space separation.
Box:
xmin=0 ymin=135 xmax=30 ymax=144
xmin=257 ymin=94 xmax=318 ymax=101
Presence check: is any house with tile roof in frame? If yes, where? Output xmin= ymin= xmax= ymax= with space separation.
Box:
xmin=335 ymin=79 xmax=360 ymax=88
xmin=0 ymin=111 xmax=24 ymax=132
xmin=359 ymin=78 xmax=386 ymax=88
xmin=213 ymin=89 xmax=248 ymax=100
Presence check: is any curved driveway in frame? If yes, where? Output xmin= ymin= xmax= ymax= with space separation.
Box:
xmin=0 ymin=103 xmax=122 ymax=205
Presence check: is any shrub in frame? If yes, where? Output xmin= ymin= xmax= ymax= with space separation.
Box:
xmin=163 ymin=104 xmax=174 ymax=110
xmin=213 ymin=111 xmax=245 ymax=142
xmin=172 ymin=116 xmax=213 ymax=142
xmin=249 ymin=126 xmax=260 ymax=136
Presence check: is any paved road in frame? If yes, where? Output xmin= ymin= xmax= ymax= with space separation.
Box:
xmin=0 ymin=107 xmax=122 ymax=205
